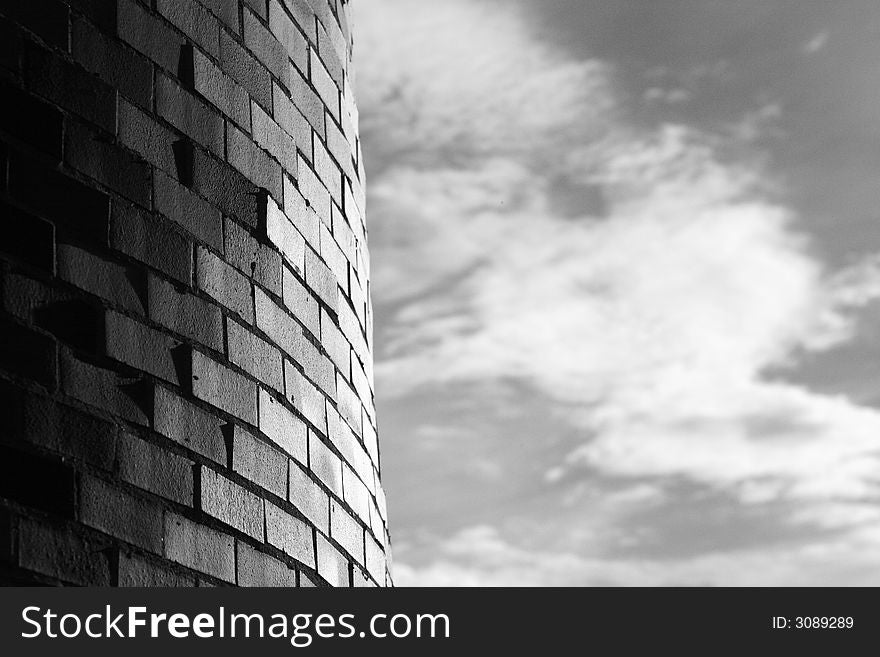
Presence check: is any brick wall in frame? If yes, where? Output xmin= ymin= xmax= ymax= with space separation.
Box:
xmin=0 ymin=0 xmax=388 ymax=587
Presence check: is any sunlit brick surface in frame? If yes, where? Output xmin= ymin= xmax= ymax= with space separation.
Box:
xmin=0 ymin=0 xmax=387 ymax=587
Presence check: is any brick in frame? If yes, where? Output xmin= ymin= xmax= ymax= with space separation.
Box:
xmin=330 ymin=498 xmax=363 ymax=564
xmin=273 ymin=81 xmax=311 ymax=151
xmin=364 ymin=533 xmax=385 ymax=585
xmin=60 ymin=350 xmax=150 ymax=425
xmin=285 ymin=361 xmax=325 ymax=433
xmin=269 ymin=0 xmax=308 ymax=73
xmin=19 ymin=518 xmax=111 ymax=585
xmin=0 ymin=79 xmax=63 ymax=159
xmin=362 ymin=417 xmax=379 ymax=473
xmin=351 ymin=354 xmax=373 ymax=415
xmin=284 ymin=177 xmax=320 ymax=248
xmin=324 ymin=114 xmax=354 ymax=180
xmin=309 ymin=48 xmax=339 ymax=119
xmin=317 ymin=12 xmax=347 ymax=72
xmin=309 ymin=431 xmax=342 ymax=497
xmin=118 ymin=98 xmax=179 ymax=176
xmin=117 ymin=0 xmax=185 ymax=73
xmin=225 ymin=217 xmax=282 ymax=296
xmin=196 ymin=246 xmax=255 ymax=323
xmin=265 ymin=501 xmax=315 ymax=568
xmin=164 ymin=512 xmax=235 ymax=582
xmin=71 ymin=15 xmax=152 ymax=109
xmin=316 ymin=532 xmax=348 ymax=586
xmin=64 ymin=120 xmax=152 ymax=206
xmin=320 ymin=309 xmax=350 ymax=378
xmin=252 ymin=101 xmax=298 ymax=176
xmin=341 ymin=462 xmax=370 ymax=524
xmin=148 ymin=275 xmax=223 ymax=352
xmin=297 ymin=155 xmax=331 ymax=226
xmin=232 ymin=426 xmax=288 ymax=499
xmin=348 ymin=273 xmax=367 ymax=329
xmin=57 ymin=244 xmax=145 ymax=314
xmin=335 ymin=373 xmax=361 ymax=436
xmin=157 ymin=0 xmax=220 ymax=58
xmin=201 ymin=467 xmax=264 ymax=540
xmin=265 ymin=196 xmax=305 ymax=272
xmin=0 ymin=201 xmax=55 ymax=274
xmin=105 ymin=311 xmax=180 ymax=384
xmin=154 ymin=385 xmax=226 ymax=463
xmin=319 ymin=222 xmax=348 ymax=293
xmin=227 ymin=123 xmax=283 ymax=203
xmin=227 ymin=317 xmax=285 ymax=392
xmin=258 ymin=387 xmax=306 ymax=463
xmin=316 ymin=27 xmax=344 ymax=90
xmin=237 ymin=541 xmax=298 ymax=586
xmin=117 ymin=433 xmax=193 ymax=505
xmin=79 ymin=475 xmax=163 ymax=551
xmin=193 ymin=46 xmax=249 ymax=128
xmin=243 ymin=7 xmax=291 ymax=89
xmin=192 ymin=350 xmax=258 ymax=425
xmin=289 ymin=64 xmax=324 ymax=136
xmin=220 ymin=29 xmax=271 ymax=110
xmin=0 ymin=444 xmax=75 ymax=517
xmin=282 ymin=267 xmax=319 ymax=337
xmin=8 ymin=152 xmax=109 ymax=245
xmin=154 ymin=169 xmax=223 ymax=251
xmin=244 ymin=0 xmax=267 ymax=20
xmin=337 ymin=291 xmax=367 ymax=365
xmin=192 ymin=148 xmax=262 ymax=228
xmin=289 ymin=462 xmax=328 ymax=534
xmin=2 ymin=0 xmax=69 ymax=49
xmin=118 ymin=552 xmax=195 ymax=586
xmin=312 ymin=134 xmax=341 ymax=204
xmin=353 ymin=566 xmax=377 ymax=588
xmin=111 ymin=201 xmax=193 ymax=285
xmin=199 ymin=0 xmax=241 ymax=33
xmin=305 ymin=245 xmax=338 ymax=311
xmin=281 ymin=0 xmax=316 ymax=43
xmin=157 ymin=73 xmax=224 ymax=157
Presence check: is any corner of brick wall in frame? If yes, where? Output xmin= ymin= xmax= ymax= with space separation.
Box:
xmin=0 ymin=0 xmax=389 ymax=587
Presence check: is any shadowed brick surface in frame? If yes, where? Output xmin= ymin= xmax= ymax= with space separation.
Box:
xmin=0 ymin=0 xmax=388 ymax=588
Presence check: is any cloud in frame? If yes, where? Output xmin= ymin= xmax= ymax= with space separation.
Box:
xmin=356 ymin=0 xmax=880 ymax=583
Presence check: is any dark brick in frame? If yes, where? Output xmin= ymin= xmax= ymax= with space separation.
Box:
xmin=0 ymin=445 xmax=75 ymax=516
xmin=0 ymin=200 xmax=55 ymax=272
xmin=79 ymin=475 xmax=163 ymax=551
xmin=8 ymin=152 xmax=110 ymax=245
xmin=25 ymin=43 xmax=117 ymax=133
xmin=156 ymin=0 xmax=220 ymax=59
xmin=225 ymin=216 xmax=282 ymax=296
xmin=258 ymin=387 xmax=306 ymax=463
xmin=192 ymin=148 xmax=262 ymax=228
xmin=192 ymin=46 xmax=249 ymax=128
xmin=148 ymin=275 xmax=224 ymax=352
xmin=231 ymin=425 xmax=287 ymax=499
xmin=0 ymin=80 xmax=63 ymax=159
xmin=191 ymin=350 xmax=258 ymax=425
xmin=265 ymin=501 xmax=314 ymax=568
xmin=243 ymin=7 xmax=290 ymax=90
xmin=199 ymin=0 xmax=240 ymax=33
xmin=118 ymin=551 xmax=196 ymax=586
xmin=227 ymin=123 xmax=283 ymax=203
xmin=156 ymin=73 xmax=224 ymax=157
xmin=201 ymin=467 xmax=264 ymax=540
xmin=228 ymin=317 xmax=284 ymax=392
xmin=68 ymin=0 xmax=118 ymax=33
xmin=154 ymin=169 xmax=222 ymax=250
xmin=219 ymin=29 xmax=271 ymax=110
xmin=18 ymin=518 xmax=111 ymax=585
xmin=117 ymin=433 xmax=193 ymax=506
xmin=0 ymin=317 xmax=57 ymax=388
xmin=60 ymin=349 xmax=151 ymax=425
xmin=105 ymin=311 xmax=180 ymax=384
xmin=64 ymin=120 xmax=152 ymax=206
xmin=164 ymin=512 xmax=235 ymax=582
xmin=237 ymin=541 xmax=298 ymax=586
xmin=117 ymin=0 xmax=185 ymax=73
xmin=196 ymin=246 xmax=255 ymax=323
xmin=1 ymin=0 xmax=69 ymax=50
xmin=153 ymin=385 xmax=226 ymax=464
xmin=56 ymin=243 xmax=145 ymax=314
xmin=111 ymin=201 xmax=193 ymax=285
xmin=117 ymin=98 xmax=179 ymax=176
xmin=71 ymin=15 xmax=152 ymax=109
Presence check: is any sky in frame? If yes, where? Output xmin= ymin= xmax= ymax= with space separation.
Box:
xmin=353 ymin=0 xmax=880 ymax=585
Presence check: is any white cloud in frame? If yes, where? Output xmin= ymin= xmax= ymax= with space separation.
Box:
xmin=356 ymin=0 xmax=880 ymax=583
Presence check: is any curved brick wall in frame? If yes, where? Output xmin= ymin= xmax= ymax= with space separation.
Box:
xmin=0 ymin=0 xmax=388 ymax=587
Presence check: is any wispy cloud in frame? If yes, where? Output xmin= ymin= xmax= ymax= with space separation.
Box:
xmin=357 ymin=0 xmax=880 ymax=584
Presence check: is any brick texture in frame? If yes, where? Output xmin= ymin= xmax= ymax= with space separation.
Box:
xmin=0 ymin=0 xmax=388 ymax=588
